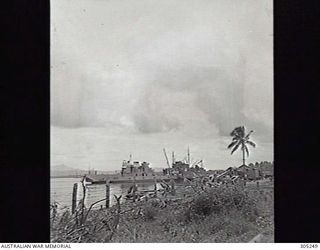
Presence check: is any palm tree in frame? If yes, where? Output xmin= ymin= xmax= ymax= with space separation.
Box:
xmin=228 ymin=126 xmax=256 ymax=166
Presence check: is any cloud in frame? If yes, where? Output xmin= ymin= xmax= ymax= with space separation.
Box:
xmin=51 ymin=0 xmax=273 ymax=169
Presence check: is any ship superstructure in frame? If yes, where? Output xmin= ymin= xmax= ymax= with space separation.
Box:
xmin=121 ymin=159 xmax=154 ymax=177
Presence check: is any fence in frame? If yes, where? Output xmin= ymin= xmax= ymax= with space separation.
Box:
xmin=71 ymin=177 xmax=273 ymax=214
xmin=71 ymin=177 xmax=178 ymax=213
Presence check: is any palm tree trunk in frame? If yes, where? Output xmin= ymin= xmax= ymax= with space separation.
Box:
xmin=242 ymin=144 xmax=246 ymax=166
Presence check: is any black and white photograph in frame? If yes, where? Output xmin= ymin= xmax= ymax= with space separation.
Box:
xmin=50 ymin=0 xmax=274 ymax=243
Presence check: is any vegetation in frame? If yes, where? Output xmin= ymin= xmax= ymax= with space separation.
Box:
xmin=50 ymin=179 xmax=273 ymax=243
xmin=51 ymin=125 xmax=272 ymax=242
xmin=228 ymin=126 xmax=256 ymax=166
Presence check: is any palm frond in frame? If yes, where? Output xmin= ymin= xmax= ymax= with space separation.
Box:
xmin=231 ymin=126 xmax=245 ymax=138
xmin=232 ymin=136 xmax=241 ymax=141
xmin=231 ymin=142 xmax=241 ymax=155
xmin=245 ymin=130 xmax=254 ymax=140
xmin=230 ymin=129 xmax=237 ymax=137
xmin=246 ymin=140 xmax=256 ymax=148
xmin=244 ymin=145 xmax=249 ymax=156
xmin=228 ymin=140 xmax=239 ymax=149
xmin=230 ymin=126 xmax=242 ymax=137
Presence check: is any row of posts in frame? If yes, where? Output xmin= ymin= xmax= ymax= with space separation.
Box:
xmin=72 ymin=177 xmax=260 ymax=214
xmin=71 ymin=180 xmax=110 ymax=214
xmin=72 ymin=176 xmax=176 ymax=213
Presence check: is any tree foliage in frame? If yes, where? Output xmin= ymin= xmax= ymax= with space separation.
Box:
xmin=228 ymin=126 xmax=256 ymax=165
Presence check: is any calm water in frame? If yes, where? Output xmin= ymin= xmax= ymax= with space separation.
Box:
xmin=50 ymin=177 xmax=160 ymax=209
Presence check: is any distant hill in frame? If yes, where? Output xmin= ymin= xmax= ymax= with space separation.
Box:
xmin=51 ymin=165 xmax=86 ymax=177
xmin=51 ymin=164 xmax=79 ymax=172
xmin=51 ymin=164 xmax=116 ymax=177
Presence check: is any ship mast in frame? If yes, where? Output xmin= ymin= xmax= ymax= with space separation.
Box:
xmin=163 ymin=148 xmax=171 ymax=168
xmin=129 ymin=154 xmax=132 ymax=163
xmin=187 ymin=147 xmax=190 ymax=165
xmin=172 ymin=151 xmax=175 ymax=165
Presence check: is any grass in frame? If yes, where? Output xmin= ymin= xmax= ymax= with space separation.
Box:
xmin=51 ymin=180 xmax=274 ymax=243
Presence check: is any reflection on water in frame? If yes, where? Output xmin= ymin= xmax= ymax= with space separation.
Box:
xmin=51 ymin=177 xmax=159 ymax=209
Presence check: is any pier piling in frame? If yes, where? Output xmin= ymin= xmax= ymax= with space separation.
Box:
xmin=106 ymin=180 xmax=110 ymax=208
xmin=133 ymin=177 xmax=137 ymax=202
xmin=153 ymin=177 xmax=157 ymax=197
xmin=72 ymin=183 xmax=78 ymax=214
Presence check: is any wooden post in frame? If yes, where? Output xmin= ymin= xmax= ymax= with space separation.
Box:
xmin=133 ymin=177 xmax=136 ymax=202
xmin=106 ymin=180 xmax=110 ymax=208
xmin=154 ymin=177 xmax=157 ymax=197
xmin=72 ymin=183 xmax=78 ymax=214
xmin=80 ymin=175 xmax=87 ymax=209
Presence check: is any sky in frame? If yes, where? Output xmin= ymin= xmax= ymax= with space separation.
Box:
xmin=51 ymin=0 xmax=273 ymax=171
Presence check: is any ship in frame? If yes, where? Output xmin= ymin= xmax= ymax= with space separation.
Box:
xmin=84 ymin=148 xmax=206 ymax=185
xmin=161 ymin=147 xmax=207 ymax=181
xmin=84 ymin=157 xmax=173 ymax=184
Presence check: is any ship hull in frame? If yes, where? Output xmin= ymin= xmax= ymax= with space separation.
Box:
xmin=85 ymin=175 xmax=175 ymax=185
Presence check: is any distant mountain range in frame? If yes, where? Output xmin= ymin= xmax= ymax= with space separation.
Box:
xmin=51 ymin=164 xmax=165 ymax=177
xmin=51 ymin=164 xmax=116 ymax=177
